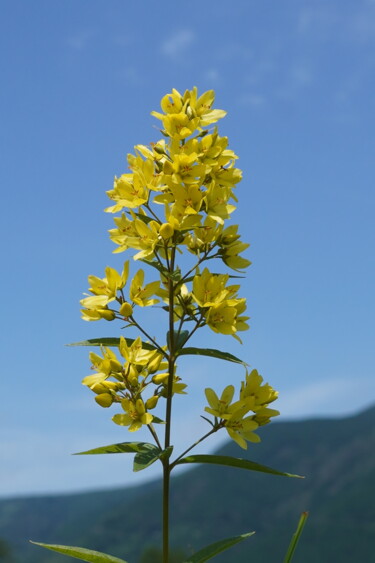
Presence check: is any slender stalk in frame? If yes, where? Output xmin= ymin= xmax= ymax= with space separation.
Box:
xmin=163 ymin=245 xmax=176 ymax=563
xmin=162 ymin=459 xmax=170 ymax=563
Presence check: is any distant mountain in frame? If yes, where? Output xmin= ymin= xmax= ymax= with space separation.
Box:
xmin=1 ymin=405 xmax=374 ymax=562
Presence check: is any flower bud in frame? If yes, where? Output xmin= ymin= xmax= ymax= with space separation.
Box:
xmin=159 ymin=223 xmax=174 ymax=240
xmin=152 ymin=373 xmax=169 ymax=384
xmin=147 ymin=353 xmax=163 ymax=374
xmin=186 ymin=106 xmax=194 ymax=119
xmin=145 ymin=395 xmax=159 ymax=410
xmin=95 ymin=393 xmax=113 ymax=408
xmin=163 ymin=160 xmax=174 ymax=175
xmin=91 ymin=383 xmax=107 ymax=394
xmin=99 ymin=308 xmax=116 ymax=321
xmin=153 ymin=144 xmax=166 ymax=155
xmin=110 ymin=359 xmax=123 ymax=372
xmin=101 ymin=381 xmax=120 ymax=391
xmin=119 ymin=302 xmax=133 ymax=317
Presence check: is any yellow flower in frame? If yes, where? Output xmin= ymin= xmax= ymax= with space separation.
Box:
xmin=152 ymin=88 xmax=183 ymax=117
xmin=192 ymin=268 xmax=231 ymax=307
xmin=129 ymin=270 xmax=160 ymax=306
xmin=205 ymin=298 xmax=248 ymax=336
xmin=204 ymin=385 xmax=235 ymax=419
xmin=80 ymin=299 xmax=116 ymax=322
xmin=183 ymin=87 xmax=227 ymax=127
xmin=217 ymin=224 xmax=251 ymax=270
xmin=80 ymin=263 xmax=129 ymax=320
xmin=239 ymin=369 xmax=279 ymax=425
xmin=113 ymin=398 xmax=153 ymax=431
xmin=163 ymin=112 xmax=199 ymax=140
xmin=108 ymin=213 xmax=139 ymax=253
xmin=164 ymin=153 xmax=207 ymax=187
xmin=88 ymin=263 xmax=129 ymax=297
xmin=203 ymin=183 xmax=236 ymax=224
xmin=119 ymin=336 xmax=157 ymax=366
xmin=105 ymin=173 xmax=148 ymax=213
xmin=225 ymin=404 xmax=260 ymax=449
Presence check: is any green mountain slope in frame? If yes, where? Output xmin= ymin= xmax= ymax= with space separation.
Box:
xmin=1 ymin=405 xmax=374 ymax=562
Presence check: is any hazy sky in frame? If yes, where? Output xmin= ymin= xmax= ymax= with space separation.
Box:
xmin=1 ymin=0 xmax=374 ymax=497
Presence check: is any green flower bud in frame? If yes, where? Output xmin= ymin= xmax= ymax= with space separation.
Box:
xmin=101 ymin=381 xmax=120 ymax=391
xmin=99 ymin=309 xmax=116 ymax=321
xmin=148 ymin=353 xmax=163 ymax=374
xmin=110 ymin=359 xmax=123 ymax=372
xmin=91 ymin=383 xmax=107 ymax=394
xmin=95 ymin=393 xmax=113 ymax=408
xmin=145 ymin=395 xmax=159 ymax=410
xmin=153 ymin=144 xmax=166 ymax=155
xmin=152 ymin=373 xmax=169 ymax=384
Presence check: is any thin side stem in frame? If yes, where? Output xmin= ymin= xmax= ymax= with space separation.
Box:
xmin=147 ymin=423 xmax=162 ymax=451
xmin=170 ymin=426 xmax=219 ymax=470
xmin=130 ymin=317 xmax=168 ymax=358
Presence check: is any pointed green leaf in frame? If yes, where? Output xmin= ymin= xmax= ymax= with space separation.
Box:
xmin=67 ymin=337 xmax=156 ymax=351
xmin=30 ymin=542 xmax=127 ymax=562
xmin=177 ymin=347 xmax=247 ymax=366
xmin=175 ymin=455 xmax=304 ymax=478
xmin=183 ymin=532 xmax=255 ymax=562
xmin=73 ymin=442 xmax=158 ymax=456
xmin=283 ymin=511 xmax=309 ymax=563
xmin=133 ymin=445 xmax=173 ymax=472
xmin=151 ymin=416 xmax=165 ymax=424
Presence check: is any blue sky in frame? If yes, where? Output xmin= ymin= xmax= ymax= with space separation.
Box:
xmin=1 ymin=0 xmax=374 ymax=497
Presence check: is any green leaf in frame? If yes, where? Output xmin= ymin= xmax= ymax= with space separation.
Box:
xmin=67 ymin=337 xmax=156 ymax=351
xmin=151 ymin=416 xmax=165 ymax=424
xmin=30 ymin=542 xmax=127 ymax=562
xmin=133 ymin=445 xmax=173 ymax=472
xmin=283 ymin=511 xmax=309 ymax=563
xmin=183 ymin=532 xmax=255 ymax=562
xmin=174 ymin=455 xmax=304 ymax=478
xmin=73 ymin=442 xmax=158 ymax=456
xmin=177 ymin=347 xmax=247 ymax=366
xmin=167 ymin=329 xmax=190 ymax=351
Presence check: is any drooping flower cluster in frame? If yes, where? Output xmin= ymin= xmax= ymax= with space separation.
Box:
xmin=80 ymin=87 xmax=279 ymax=448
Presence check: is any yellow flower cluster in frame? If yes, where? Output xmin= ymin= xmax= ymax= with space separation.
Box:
xmin=106 ymin=87 xmax=247 ymax=272
xmin=82 ymin=337 xmax=186 ymax=430
xmin=82 ymin=88 xmax=251 ymax=337
xmin=205 ymin=369 xmax=279 ymax=449
xmin=80 ymin=88 xmax=279 ymax=443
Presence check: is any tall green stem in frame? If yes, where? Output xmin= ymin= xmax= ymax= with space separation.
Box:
xmin=163 ymin=246 xmax=176 ymax=563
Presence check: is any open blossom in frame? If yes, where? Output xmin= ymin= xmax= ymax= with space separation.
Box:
xmin=113 ymin=398 xmax=153 ymax=431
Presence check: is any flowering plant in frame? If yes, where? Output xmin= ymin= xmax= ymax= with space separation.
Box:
xmin=33 ymin=88 xmax=304 ymax=563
